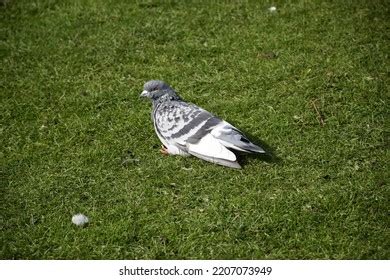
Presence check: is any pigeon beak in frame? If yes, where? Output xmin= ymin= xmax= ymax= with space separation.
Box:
xmin=140 ymin=90 xmax=149 ymax=98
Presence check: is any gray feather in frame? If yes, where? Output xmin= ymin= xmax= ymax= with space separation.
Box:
xmin=185 ymin=116 xmax=221 ymax=144
xmin=215 ymin=126 xmax=265 ymax=153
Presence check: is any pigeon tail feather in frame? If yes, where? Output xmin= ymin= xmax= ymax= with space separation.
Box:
xmin=211 ymin=122 xmax=266 ymax=154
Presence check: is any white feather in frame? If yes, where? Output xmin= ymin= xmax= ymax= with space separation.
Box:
xmin=72 ymin=213 xmax=89 ymax=226
xmin=210 ymin=122 xmax=246 ymax=151
xmin=210 ymin=121 xmax=233 ymax=138
xmin=166 ymin=143 xmax=189 ymax=156
xmin=186 ymin=133 xmax=236 ymax=162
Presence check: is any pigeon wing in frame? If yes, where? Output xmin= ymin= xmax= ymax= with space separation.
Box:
xmin=153 ymin=101 xmax=241 ymax=166
xmin=210 ymin=121 xmax=265 ymax=153
xmin=153 ymin=101 xmax=218 ymax=145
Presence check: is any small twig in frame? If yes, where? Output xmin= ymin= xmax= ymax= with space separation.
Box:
xmin=310 ymin=99 xmax=325 ymax=126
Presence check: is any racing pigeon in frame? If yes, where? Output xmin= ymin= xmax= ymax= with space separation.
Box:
xmin=140 ymin=80 xmax=265 ymax=168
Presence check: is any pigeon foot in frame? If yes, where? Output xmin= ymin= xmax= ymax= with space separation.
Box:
xmin=159 ymin=145 xmax=169 ymax=155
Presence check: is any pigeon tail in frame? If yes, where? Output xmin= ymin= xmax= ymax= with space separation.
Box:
xmin=211 ymin=122 xmax=266 ymax=154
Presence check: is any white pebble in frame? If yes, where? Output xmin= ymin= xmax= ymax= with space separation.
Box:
xmin=72 ymin=213 xmax=89 ymax=226
xmin=269 ymin=6 xmax=277 ymax=12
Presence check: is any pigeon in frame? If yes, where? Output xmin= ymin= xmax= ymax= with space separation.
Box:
xmin=140 ymin=80 xmax=266 ymax=168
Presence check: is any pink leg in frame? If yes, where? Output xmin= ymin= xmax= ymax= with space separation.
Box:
xmin=159 ymin=145 xmax=169 ymax=155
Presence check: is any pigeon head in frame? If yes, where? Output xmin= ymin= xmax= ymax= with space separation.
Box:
xmin=140 ymin=80 xmax=180 ymax=102
xmin=141 ymin=80 xmax=172 ymax=96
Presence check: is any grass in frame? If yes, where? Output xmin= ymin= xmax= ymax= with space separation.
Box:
xmin=1 ymin=0 xmax=389 ymax=259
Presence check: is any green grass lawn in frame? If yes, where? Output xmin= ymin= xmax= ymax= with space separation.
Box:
xmin=1 ymin=0 xmax=389 ymax=259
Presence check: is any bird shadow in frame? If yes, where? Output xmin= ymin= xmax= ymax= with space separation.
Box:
xmin=235 ymin=131 xmax=281 ymax=166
